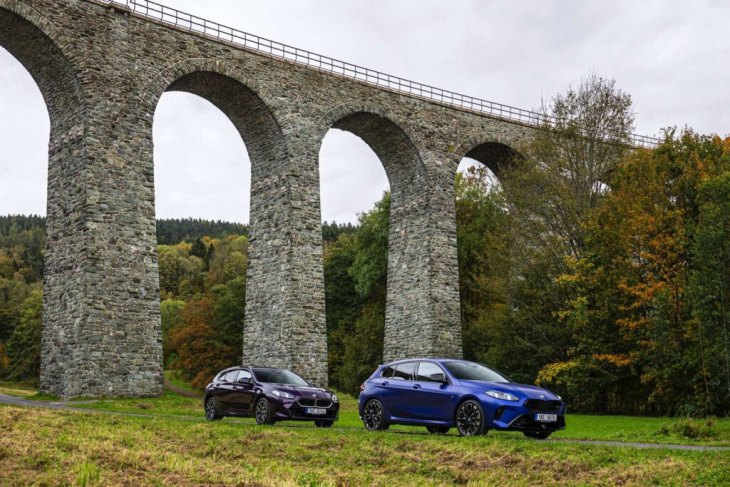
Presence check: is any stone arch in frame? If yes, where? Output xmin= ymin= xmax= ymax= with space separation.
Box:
xmin=120 ymin=58 xmax=289 ymax=172
xmin=0 ymin=1 xmax=86 ymax=127
xmin=316 ymin=102 xmax=430 ymax=206
xmin=451 ymin=133 xmax=524 ymax=181
xmin=0 ymin=2 xmax=91 ymax=398
xmin=316 ymin=103 xmax=451 ymax=362
xmin=120 ymin=58 xmax=302 ymax=381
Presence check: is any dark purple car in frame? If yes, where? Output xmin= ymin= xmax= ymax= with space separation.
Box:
xmin=203 ymin=366 xmax=339 ymax=427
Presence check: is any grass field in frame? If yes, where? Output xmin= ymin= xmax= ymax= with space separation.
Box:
xmin=2 ymin=384 xmax=729 ymax=485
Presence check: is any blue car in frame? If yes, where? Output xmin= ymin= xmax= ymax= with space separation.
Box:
xmin=358 ymin=358 xmax=566 ymax=438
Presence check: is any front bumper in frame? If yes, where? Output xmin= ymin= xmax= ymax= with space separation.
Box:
xmin=270 ymin=398 xmax=340 ymax=422
xmin=485 ymin=398 xmax=566 ymax=432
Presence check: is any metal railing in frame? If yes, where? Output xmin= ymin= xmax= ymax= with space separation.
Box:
xmin=96 ymin=0 xmax=660 ymax=149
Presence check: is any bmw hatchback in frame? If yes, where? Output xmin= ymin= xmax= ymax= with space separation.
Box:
xmin=358 ymin=358 xmax=565 ymax=437
xmin=204 ymin=366 xmax=339 ymax=427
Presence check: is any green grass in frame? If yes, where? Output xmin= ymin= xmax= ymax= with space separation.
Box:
xmin=1 ymin=404 xmax=729 ymax=486
xmin=5 ymin=380 xmax=730 ymax=447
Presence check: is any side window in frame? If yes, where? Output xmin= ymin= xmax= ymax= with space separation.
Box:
xmin=416 ymin=362 xmax=447 ymax=382
xmin=238 ymin=370 xmax=252 ymax=382
xmin=381 ymin=366 xmax=396 ymax=378
xmin=393 ymin=361 xmax=416 ymax=381
xmin=223 ymin=370 xmax=239 ymax=382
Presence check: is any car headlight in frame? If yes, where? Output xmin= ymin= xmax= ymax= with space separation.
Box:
xmin=271 ymin=390 xmax=294 ymax=399
xmin=331 ymin=394 xmax=338 ymax=403
xmin=556 ymin=395 xmax=562 ymax=401
xmin=485 ymin=390 xmax=520 ymax=402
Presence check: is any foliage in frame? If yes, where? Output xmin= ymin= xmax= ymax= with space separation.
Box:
xmin=327 ymin=192 xmax=390 ymax=394
xmin=541 ymin=131 xmax=730 ymax=416
xmin=156 ymin=217 xmax=247 ymax=245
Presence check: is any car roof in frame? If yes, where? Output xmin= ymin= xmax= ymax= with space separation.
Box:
xmin=381 ymin=358 xmax=464 ymax=367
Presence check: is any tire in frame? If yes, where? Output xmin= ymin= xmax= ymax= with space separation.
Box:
xmin=255 ymin=397 xmax=275 ymax=425
xmin=455 ymin=399 xmax=486 ymax=436
xmin=204 ymin=397 xmax=222 ymax=421
xmin=523 ymin=431 xmax=551 ymax=440
xmin=314 ymin=420 xmax=334 ymax=428
xmin=426 ymin=426 xmax=450 ymax=435
xmin=362 ymin=399 xmax=389 ymax=431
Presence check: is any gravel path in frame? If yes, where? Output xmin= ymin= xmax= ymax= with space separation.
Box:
xmin=1 ymin=392 xmax=727 ymax=451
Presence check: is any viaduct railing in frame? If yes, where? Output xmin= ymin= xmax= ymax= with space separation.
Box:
xmin=96 ymin=0 xmax=660 ymax=149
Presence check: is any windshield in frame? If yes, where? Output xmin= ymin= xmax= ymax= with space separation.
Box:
xmin=252 ymin=368 xmax=310 ymax=386
xmin=443 ymin=361 xmax=510 ymax=383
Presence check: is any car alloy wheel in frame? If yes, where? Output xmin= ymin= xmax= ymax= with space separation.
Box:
xmin=362 ymin=399 xmax=389 ymax=431
xmin=426 ymin=426 xmax=450 ymax=435
xmin=255 ymin=397 xmax=274 ymax=425
xmin=456 ymin=399 xmax=485 ymax=436
xmin=314 ymin=420 xmax=334 ymax=428
xmin=523 ymin=431 xmax=551 ymax=440
xmin=205 ymin=397 xmax=221 ymax=421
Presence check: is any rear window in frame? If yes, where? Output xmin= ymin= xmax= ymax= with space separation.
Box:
xmin=392 ymin=361 xmax=416 ymax=380
xmin=381 ymin=365 xmax=397 ymax=378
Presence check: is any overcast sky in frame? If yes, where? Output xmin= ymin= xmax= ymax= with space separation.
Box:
xmin=1 ymin=0 xmax=728 ymax=224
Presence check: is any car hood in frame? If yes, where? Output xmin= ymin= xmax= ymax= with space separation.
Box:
xmin=458 ymin=380 xmax=560 ymax=400
xmin=267 ymin=384 xmax=333 ymax=399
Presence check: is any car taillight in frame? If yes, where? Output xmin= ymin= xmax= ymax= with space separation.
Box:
xmin=360 ymin=383 xmax=366 ymax=391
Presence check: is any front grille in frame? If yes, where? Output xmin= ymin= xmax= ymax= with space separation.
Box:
xmin=524 ymin=399 xmax=562 ymax=413
xmin=297 ymin=398 xmax=332 ymax=408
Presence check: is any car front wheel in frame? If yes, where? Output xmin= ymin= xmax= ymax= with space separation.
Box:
xmin=205 ymin=397 xmax=222 ymax=421
xmin=255 ymin=397 xmax=275 ymax=425
xmin=455 ymin=399 xmax=486 ymax=436
xmin=362 ymin=399 xmax=389 ymax=431
xmin=523 ymin=431 xmax=551 ymax=440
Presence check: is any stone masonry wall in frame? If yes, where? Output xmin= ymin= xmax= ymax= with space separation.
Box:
xmin=1 ymin=0 xmax=533 ymax=398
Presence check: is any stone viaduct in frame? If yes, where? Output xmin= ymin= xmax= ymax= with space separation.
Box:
xmin=0 ymin=0 xmax=657 ymax=398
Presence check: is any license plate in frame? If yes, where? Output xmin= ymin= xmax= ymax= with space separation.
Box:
xmin=535 ymin=413 xmax=557 ymax=422
xmin=306 ymin=407 xmax=327 ymax=415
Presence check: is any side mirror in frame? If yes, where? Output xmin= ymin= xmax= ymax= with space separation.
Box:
xmin=429 ymin=373 xmax=448 ymax=384
xmin=238 ymin=376 xmax=251 ymax=385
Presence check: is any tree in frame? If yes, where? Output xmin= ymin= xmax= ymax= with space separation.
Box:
xmin=502 ymin=74 xmax=635 ymax=267
xmin=1 ymin=290 xmax=42 ymax=382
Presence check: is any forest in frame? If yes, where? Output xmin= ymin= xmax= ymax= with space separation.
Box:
xmin=1 ymin=76 xmax=729 ymax=417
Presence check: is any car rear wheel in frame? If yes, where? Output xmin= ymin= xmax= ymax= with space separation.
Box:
xmin=255 ymin=397 xmax=275 ymax=425
xmin=314 ymin=420 xmax=334 ymax=428
xmin=523 ymin=431 xmax=551 ymax=440
xmin=455 ymin=399 xmax=486 ymax=436
xmin=205 ymin=397 xmax=222 ymax=421
xmin=362 ymin=399 xmax=389 ymax=431
xmin=426 ymin=426 xmax=450 ymax=435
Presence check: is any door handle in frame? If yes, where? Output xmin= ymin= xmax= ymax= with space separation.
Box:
xmin=412 ymin=384 xmax=421 ymax=390
xmin=381 ymin=381 xmax=389 ymax=386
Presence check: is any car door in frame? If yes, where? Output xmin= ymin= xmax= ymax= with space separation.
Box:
xmin=378 ymin=361 xmax=418 ymax=419
xmin=217 ymin=370 xmax=239 ymax=411
xmin=410 ymin=361 xmax=454 ymax=421
xmin=229 ymin=368 xmax=256 ymax=413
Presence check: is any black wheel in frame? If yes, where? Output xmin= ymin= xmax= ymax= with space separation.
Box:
xmin=523 ymin=431 xmax=551 ymax=440
xmin=255 ymin=397 xmax=275 ymax=425
xmin=314 ymin=420 xmax=334 ymax=428
xmin=362 ymin=399 xmax=389 ymax=431
xmin=204 ymin=397 xmax=222 ymax=421
xmin=426 ymin=425 xmax=450 ymax=435
xmin=455 ymin=399 xmax=486 ymax=436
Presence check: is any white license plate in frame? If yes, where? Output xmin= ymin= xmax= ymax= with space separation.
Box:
xmin=306 ymin=407 xmax=327 ymax=415
xmin=535 ymin=413 xmax=557 ymax=422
